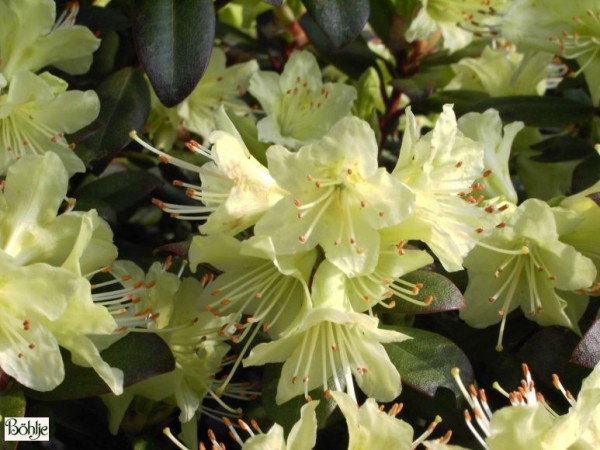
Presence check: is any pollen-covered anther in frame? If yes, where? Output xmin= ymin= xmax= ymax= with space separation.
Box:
xmin=22 ymin=319 xmax=31 ymax=331
xmin=151 ymin=198 xmax=166 ymax=209
xmin=488 ymin=296 xmax=496 ymax=303
xmin=482 ymin=169 xmax=492 ymax=177
xmin=496 ymin=222 xmax=506 ymax=229
xmin=455 ymin=161 xmax=463 ymax=168
xmin=475 ymin=227 xmax=484 ymax=234
xmin=220 ymin=299 xmax=231 ymax=305
xmin=360 ymin=200 xmax=366 ymax=208
xmin=299 ymin=235 xmax=307 ymax=243
xmin=548 ymin=274 xmax=557 ymax=281
xmin=485 ymin=206 xmax=495 ymax=213
xmin=498 ymin=309 xmax=505 ymax=316
xmin=424 ymin=295 xmax=434 ymax=305
xmin=28 ymin=343 xmax=36 ymax=349
xmin=378 ymin=211 xmax=385 ymax=217
xmin=294 ymin=199 xmax=302 ymax=207
xmin=357 ymin=367 xmax=368 ymax=374
xmin=471 ymin=183 xmax=484 ymax=192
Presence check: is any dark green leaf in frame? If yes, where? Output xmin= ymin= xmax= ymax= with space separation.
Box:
xmin=470 ymin=96 xmax=594 ymax=127
xmin=0 ymin=384 xmax=26 ymax=450
xmin=299 ymin=14 xmax=379 ymax=79
xmin=131 ymin=0 xmax=215 ymax=107
xmin=530 ymin=136 xmax=595 ymax=162
xmin=261 ymin=364 xmax=340 ymax=433
xmin=418 ymin=90 xmax=491 ymax=117
xmin=74 ymin=170 xmax=162 ymax=214
xmin=386 ymin=270 xmax=465 ymax=315
xmin=391 ymin=65 xmax=454 ymax=101
xmin=384 ymin=326 xmax=473 ymax=400
xmin=572 ymin=319 xmax=600 ymax=369
xmin=572 ymin=154 xmax=600 ymax=193
xmin=77 ymin=5 xmax=131 ymax=31
xmin=261 ymin=0 xmax=283 ymax=5
xmin=28 ymin=333 xmax=175 ymax=401
xmin=73 ymin=67 xmax=150 ymax=174
xmin=302 ymin=0 xmax=369 ymax=48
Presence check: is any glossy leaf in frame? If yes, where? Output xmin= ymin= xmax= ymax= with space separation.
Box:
xmin=384 ymin=326 xmax=473 ymax=400
xmin=74 ymin=170 xmax=162 ymax=214
xmin=572 ymin=154 xmax=600 ymax=193
xmin=302 ymin=0 xmax=369 ymax=48
xmin=0 ymin=383 xmax=26 ymax=450
xmin=470 ymin=96 xmax=594 ymax=127
xmin=386 ymin=270 xmax=465 ymax=315
xmin=28 ymin=333 xmax=175 ymax=401
xmin=299 ymin=13 xmax=379 ymax=79
xmin=131 ymin=0 xmax=215 ymax=107
xmin=572 ymin=319 xmax=600 ymax=369
xmin=73 ymin=67 xmax=150 ymax=174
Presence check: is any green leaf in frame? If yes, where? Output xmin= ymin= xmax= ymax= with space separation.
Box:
xmin=470 ymin=96 xmax=594 ymax=127
xmin=27 ymin=333 xmax=175 ymax=401
xmin=384 ymin=326 xmax=473 ymax=400
xmin=299 ymin=14 xmax=379 ymax=79
xmin=572 ymin=319 xmax=600 ymax=369
xmin=302 ymin=0 xmax=370 ymax=48
xmin=73 ymin=67 xmax=150 ymax=174
xmin=530 ymin=136 xmax=595 ymax=162
xmin=572 ymin=154 xmax=600 ymax=193
xmin=261 ymin=364 xmax=340 ymax=433
xmin=384 ymin=270 xmax=465 ymax=315
xmin=131 ymin=0 xmax=215 ymax=107
xmin=0 ymin=384 xmax=26 ymax=450
xmin=74 ymin=170 xmax=162 ymax=214
xmin=391 ymin=65 xmax=455 ymax=101
xmin=353 ymin=67 xmax=385 ymax=121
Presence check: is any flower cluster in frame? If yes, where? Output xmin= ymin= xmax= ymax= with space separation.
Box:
xmin=1 ymin=1 xmax=599 ymax=449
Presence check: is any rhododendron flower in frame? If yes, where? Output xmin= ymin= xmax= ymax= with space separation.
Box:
xmin=177 ymin=47 xmax=258 ymax=140
xmin=0 ymin=0 xmax=100 ymax=82
xmin=254 ymin=116 xmax=414 ymax=276
xmin=131 ymin=112 xmax=285 ymax=236
xmin=450 ymin=362 xmax=600 ymax=450
xmin=461 ymin=199 xmax=596 ymax=350
xmin=333 ymin=391 xmax=451 ymax=449
xmin=405 ymin=0 xmax=508 ymax=53
xmin=502 ymin=0 xmax=600 ymax=105
xmin=244 ymin=260 xmax=409 ymax=404
xmin=0 ymin=153 xmax=122 ymax=393
xmin=0 ymin=71 xmax=99 ymax=175
xmin=248 ymin=50 xmax=357 ymax=148
xmin=190 ymin=233 xmax=316 ymax=338
xmin=391 ymin=105 xmax=490 ymax=272
xmin=225 ymin=400 xmax=319 ymax=450
xmin=457 ymin=109 xmax=524 ymax=204
xmin=446 ymin=45 xmax=555 ymax=97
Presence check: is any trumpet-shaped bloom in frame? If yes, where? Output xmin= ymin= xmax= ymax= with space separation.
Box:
xmin=558 ymin=180 xmax=600 ymax=292
xmin=231 ymin=400 xmax=319 ymax=450
xmin=131 ymin=112 xmax=286 ymax=236
xmin=0 ymin=153 xmax=122 ymax=393
xmin=243 ymin=260 xmax=409 ymax=404
xmin=0 ymin=0 xmax=100 ymax=82
xmin=177 ymin=47 xmax=258 ymax=139
xmin=502 ymin=0 xmax=600 ymax=104
xmin=446 ymin=46 xmax=555 ymax=97
xmin=255 ymin=116 xmax=414 ymax=276
xmin=190 ymin=233 xmax=316 ymax=338
xmin=392 ymin=105 xmax=490 ymax=272
xmin=461 ymin=199 xmax=597 ymax=350
xmin=457 ymin=109 xmax=524 ymax=204
xmin=0 ymin=71 xmax=99 ymax=175
xmin=331 ymin=391 xmax=415 ymax=450
xmin=248 ymin=50 xmax=357 ymax=149
xmin=405 ymin=0 xmax=508 ymax=52
xmin=451 ymin=363 xmax=600 ymax=450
